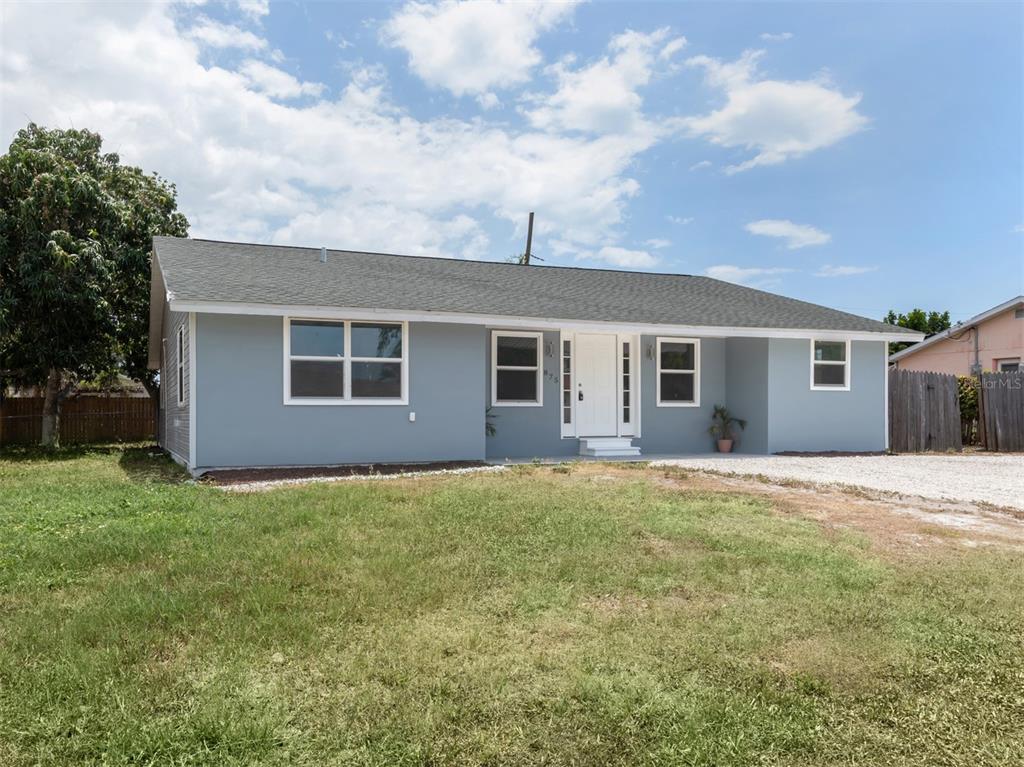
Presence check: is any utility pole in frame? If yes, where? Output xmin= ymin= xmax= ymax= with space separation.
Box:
xmin=524 ymin=211 xmax=534 ymax=265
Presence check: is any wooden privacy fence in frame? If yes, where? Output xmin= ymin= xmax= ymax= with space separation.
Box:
xmin=888 ymin=369 xmax=962 ymax=453
xmin=980 ymin=371 xmax=1024 ymax=452
xmin=0 ymin=395 xmax=156 ymax=446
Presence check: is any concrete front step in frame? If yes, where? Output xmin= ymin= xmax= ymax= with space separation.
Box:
xmin=578 ymin=437 xmax=641 ymax=457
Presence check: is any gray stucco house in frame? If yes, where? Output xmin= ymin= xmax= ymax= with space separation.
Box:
xmin=147 ymin=237 xmax=921 ymax=474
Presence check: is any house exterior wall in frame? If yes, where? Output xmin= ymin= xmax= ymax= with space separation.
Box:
xmin=724 ymin=337 xmax=769 ymax=454
xmin=767 ymin=339 xmax=886 ymax=453
xmin=485 ymin=330 xmax=575 ymax=460
xmin=160 ymin=304 xmax=189 ymax=464
xmin=636 ymin=335 xmax=725 ymax=454
xmin=892 ymin=307 xmax=1023 ymax=374
xmin=193 ymin=314 xmax=486 ymax=470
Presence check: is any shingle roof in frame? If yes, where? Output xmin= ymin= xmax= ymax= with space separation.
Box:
xmin=153 ymin=237 xmax=914 ymax=335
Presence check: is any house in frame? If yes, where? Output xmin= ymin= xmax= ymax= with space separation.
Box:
xmin=147 ymin=237 xmax=921 ymax=474
xmin=889 ymin=296 xmax=1024 ymax=375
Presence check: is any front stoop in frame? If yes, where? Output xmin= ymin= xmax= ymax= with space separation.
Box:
xmin=578 ymin=437 xmax=642 ymax=458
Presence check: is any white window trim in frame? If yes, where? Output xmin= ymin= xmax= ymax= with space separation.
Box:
xmin=997 ymin=358 xmax=1020 ymax=372
xmin=810 ymin=338 xmax=851 ymax=391
xmin=283 ymin=317 xmax=409 ymax=406
xmin=656 ymin=337 xmax=700 ymax=408
xmin=560 ymin=331 xmax=575 ymax=437
xmin=618 ymin=334 xmax=639 ymax=435
xmin=491 ymin=330 xmax=544 ymax=407
xmin=176 ymin=324 xmax=186 ymax=406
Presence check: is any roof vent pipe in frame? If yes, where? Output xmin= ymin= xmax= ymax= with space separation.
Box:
xmin=319 ymin=246 xmax=327 ymax=263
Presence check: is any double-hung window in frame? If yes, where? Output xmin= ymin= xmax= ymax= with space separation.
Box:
xmin=285 ymin=319 xmax=406 ymax=404
xmin=657 ymin=337 xmax=699 ymax=407
xmin=810 ymin=339 xmax=850 ymax=390
xmin=176 ymin=325 xmax=186 ymax=406
xmin=492 ymin=331 xmax=542 ymax=406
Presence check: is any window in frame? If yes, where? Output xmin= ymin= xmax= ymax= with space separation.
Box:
xmin=176 ymin=324 xmax=185 ymax=406
xmin=492 ymin=331 xmax=542 ymax=406
xmin=561 ymin=338 xmax=572 ymax=425
xmin=622 ymin=340 xmax=632 ymax=424
xmin=284 ymin=319 xmax=406 ymax=404
xmin=997 ymin=358 xmax=1020 ymax=372
xmin=656 ymin=337 xmax=699 ymax=407
xmin=810 ymin=339 xmax=850 ymax=390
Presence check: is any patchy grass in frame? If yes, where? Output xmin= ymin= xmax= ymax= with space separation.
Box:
xmin=0 ymin=446 xmax=1021 ymax=766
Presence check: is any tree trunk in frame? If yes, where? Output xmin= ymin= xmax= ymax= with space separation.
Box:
xmin=40 ymin=368 xmax=62 ymax=448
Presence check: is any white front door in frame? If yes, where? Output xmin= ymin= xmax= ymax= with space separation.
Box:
xmin=575 ymin=333 xmax=618 ymax=436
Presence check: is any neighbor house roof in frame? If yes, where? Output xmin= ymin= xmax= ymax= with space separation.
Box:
xmin=149 ymin=237 xmax=918 ymax=366
xmin=888 ymin=295 xmax=1024 ymax=363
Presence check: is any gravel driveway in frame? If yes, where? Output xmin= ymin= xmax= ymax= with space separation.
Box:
xmin=651 ymin=453 xmax=1024 ymax=510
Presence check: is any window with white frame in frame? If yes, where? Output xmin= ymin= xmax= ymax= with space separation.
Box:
xmin=657 ymin=337 xmax=699 ymax=406
xmin=492 ymin=331 xmax=542 ymax=406
xmin=622 ymin=339 xmax=632 ymax=424
xmin=285 ymin=319 xmax=405 ymax=403
xmin=176 ymin=325 xmax=185 ymax=406
xmin=561 ymin=337 xmax=572 ymax=425
xmin=811 ymin=339 xmax=850 ymax=390
xmin=997 ymin=358 xmax=1020 ymax=372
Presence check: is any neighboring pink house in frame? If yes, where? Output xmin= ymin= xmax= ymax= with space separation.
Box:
xmin=889 ymin=296 xmax=1024 ymax=375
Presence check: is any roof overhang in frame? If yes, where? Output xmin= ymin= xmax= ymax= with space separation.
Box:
xmin=168 ymin=298 xmax=925 ymax=343
xmin=146 ymin=252 xmax=168 ymax=370
xmin=888 ymin=295 xmax=1024 ymax=362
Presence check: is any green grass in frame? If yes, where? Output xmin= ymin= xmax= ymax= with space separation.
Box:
xmin=0 ymin=446 xmax=1021 ymax=766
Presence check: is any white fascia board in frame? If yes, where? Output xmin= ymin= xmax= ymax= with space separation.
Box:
xmin=169 ymin=299 xmax=926 ymax=343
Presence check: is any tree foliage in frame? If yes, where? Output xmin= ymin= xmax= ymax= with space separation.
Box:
xmin=0 ymin=124 xmax=188 ymax=443
xmin=883 ymin=307 xmax=952 ymax=354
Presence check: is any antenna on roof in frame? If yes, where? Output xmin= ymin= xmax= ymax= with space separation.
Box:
xmin=319 ymin=246 xmax=327 ymax=263
xmin=523 ymin=212 xmax=534 ymax=265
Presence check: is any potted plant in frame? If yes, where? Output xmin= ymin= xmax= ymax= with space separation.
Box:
xmin=708 ymin=404 xmax=746 ymax=453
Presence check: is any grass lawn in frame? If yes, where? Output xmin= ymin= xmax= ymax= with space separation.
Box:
xmin=1 ymin=446 xmax=1021 ymax=766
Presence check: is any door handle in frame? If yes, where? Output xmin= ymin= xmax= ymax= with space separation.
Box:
xmin=578 ymin=390 xmax=584 ymax=401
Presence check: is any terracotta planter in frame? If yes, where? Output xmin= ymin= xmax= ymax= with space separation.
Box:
xmin=717 ymin=439 xmax=734 ymax=453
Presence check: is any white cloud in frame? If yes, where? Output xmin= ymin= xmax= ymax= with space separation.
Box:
xmin=189 ymin=18 xmax=267 ymax=50
xmin=684 ymin=49 xmax=868 ymax=172
xmin=1014 ymin=224 xmax=1024 ymax=233
xmin=745 ymin=219 xmax=831 ymax=249
xmin=382 ymin=0 xmax=577 ymax=97
xmin=235 ymin=0 xmax=269 ymax=19
xmin=525 ymin=27 xmax=687 ymax=135
xmin=238 ymin=60 xmax=325 ymax=99
xmin=688 ymin=159 xmax=711 ymax=171
xmin=476 ymin=92 xmax=501 ymax=110
xmin=760 ymin=32 xmax=793 ymax=42
xmin=0 ymin=2 xmax=664 ymax=262
xmin=645 ymin=238 xmax=671 ymax=249
xmin=815 ymin=264 xmax=877 ymax=277
xmin=666 ymin=215 xmax=693 ymax=225
xmin=325 ymin=30 xmax=352 ymax=50
xmin=591 ymin=246 xmax=658 ymax=268
xmin=704 ymin=264 xmax=794 ymax=287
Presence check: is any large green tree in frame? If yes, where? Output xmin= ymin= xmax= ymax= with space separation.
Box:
xmin=0 ymin=124 xmax=188 ymax=446
xmin=883 ymin=307 xmax=952 ymax=354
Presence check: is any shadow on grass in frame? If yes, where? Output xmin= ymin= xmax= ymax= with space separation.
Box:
xmin=118 ymin=446 xmax=190 ymax=484
xmin=0 ymin=442 xmax=131 ymax=462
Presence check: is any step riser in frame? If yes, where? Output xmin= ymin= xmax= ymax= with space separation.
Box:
xmin=579 ymin=436 xmax=641 ymax=458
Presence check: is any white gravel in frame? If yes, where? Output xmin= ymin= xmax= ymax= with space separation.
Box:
xmin=217 ymin=464 xmax=507 ymax=492
xmin=651 ymin=453 xmax=1024 ymax=510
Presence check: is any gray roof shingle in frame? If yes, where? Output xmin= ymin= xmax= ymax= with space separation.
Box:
xmin=153 ymin=237 xmax=913 ymax=335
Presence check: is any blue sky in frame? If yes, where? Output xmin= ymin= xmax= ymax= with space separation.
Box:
xmin=1 ymin=1 xmax=1021 ymax=322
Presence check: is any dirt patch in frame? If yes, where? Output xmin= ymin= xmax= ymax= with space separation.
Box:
xmin=774 ymin=450 xmax=886 ymax=457
xmin=203 ymin=460 xmax=488 ymax=485
xmin=656 ymin=469 xmax=1024 ymax=554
